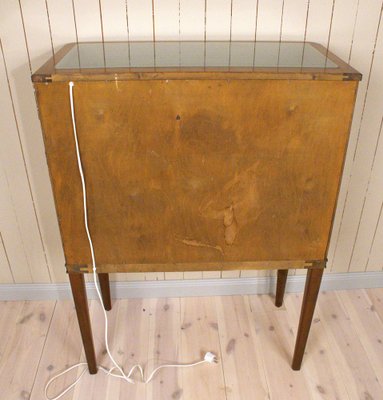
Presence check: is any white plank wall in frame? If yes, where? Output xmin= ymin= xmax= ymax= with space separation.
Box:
xmin=231 ymin=0 xmax=257 ymax=40
xmin=0 ymin=232 xmax=13 ymax=283
xmin=0 ymin=0 xmax=382 ymax=285
xmin=330 ymin=1 xmax=383 ymax=272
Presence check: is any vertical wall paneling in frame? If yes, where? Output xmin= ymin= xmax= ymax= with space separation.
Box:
xmin=111 ymin=272 xmax=146 ymax=281
xmin=126 ymin=0 xmax=154 ymax=40
xmin=362 ymin=116 xmax=383 ymax=271
xmin=327 ymin=0 xmax=382 ymax=270
xmin=0 ymin=2 xmax=57 ymax=283
xmin=202 ymin=271 xmax=221 ymax=279
xmin=205 ymin=0 xmax=232 ymax=40
xmin=99 ymin=0 xmax=130 ymax=67
xmin=256 ymin=0 xmax=284 ymax=41
xmin=330 ymin=0 xmax=383 ymax=272
xmin=368 ymin=195 xmax=383 ymax=270
xmin=72 ymin=0 xmax=103 ymax=42
xmin=304 ymin=0 xmax=334 ymax=45
xmin=179 ymin=0 xmax=205 ymax=40
xmin=327 ymin=0 xmax=359 ymax=61
xmin=19 ymin=0 xmax=54 ymax=72
xmin=0 ymin=39 xmax=30 ymax=283
xmin=100 ymin=0 xmax=129 ymax=41
xmin=165 ymin=272 xmax=184 ymax=280
xmin=230 ymin=0 xmax=257 ymax=40
xmin=324 ymin=0 xmax=359 ymax=268
xmin=280 ymin=0 xmax=309 ymax=41
xmin=183 ymin=271 xmax=203 ymax=280
xmin=45 ymin=0 xmax=78 ymax=51
xmin=154 ymin=0 xmax=180 ymax=40
xmin=348 ymin=16 xmax=383 ymax=271
xmin=0 ymin=161 xmax=31 ymax=283
xmin=0 ymin=0 xmax=383 ymax=284
xmin=145 ymin=272 xmax=165 ymax=281
xmin=0 ymin=233 xmax=13 ymax=284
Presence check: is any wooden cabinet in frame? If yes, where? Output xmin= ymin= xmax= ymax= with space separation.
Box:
xmin=32 ymin=41 xmax=361 ymax=373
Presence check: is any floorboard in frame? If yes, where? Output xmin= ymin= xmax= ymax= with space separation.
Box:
xmin=0 ymin=289 xmax=381 ymax=399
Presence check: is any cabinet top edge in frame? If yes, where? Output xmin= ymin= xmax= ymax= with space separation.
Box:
xmin=31 ymin=41 xmax=362 ymax=83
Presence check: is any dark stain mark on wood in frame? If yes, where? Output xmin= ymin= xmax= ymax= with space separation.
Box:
xmin=317 ymin=385 xmax=326 ymax=394
xmin=172 ymin=388 xmax=183 ymax=399
xmin=370 ymin=305 xmax=376 ymax=312
xmin=39 ymin=313 xmax=46 ymax=322
xmin=163 ymin=304 xmax=170 ymax=311
xmin=269 ymin=325 xmax=275 ymax=331
xmin=377 ymin=339 xmax=382 ymax=344
xmin=226 ymin=338 xmax=236 ymax=354
xmin=244 ymin=332 xmax=249 ymax=338
xmin=20 ymin=390 xmax=30 ymax=399
xmin=363 ymin=391 xmax=373 ymax=400
xmin=18 ymin=313 xmax=34 ymax=324
xmin=319 ymin=349 xmax=325 ymax=354
xmin=224 ymin=385 xmax=232 ymax=393
xmin=181 ymin=322 xmax=192 ymax=330
xmin=176 ymin=114 xmax=181 ymax=120
xmin=331 ymin=314 xmax=337 ymax=319
xmin=209 ymin=322 xmax=218 ymax=330
xmin=180 ymin=112 xmax=238 ymax=154
xmin=47 ymin=364 xmax=54 ymax=371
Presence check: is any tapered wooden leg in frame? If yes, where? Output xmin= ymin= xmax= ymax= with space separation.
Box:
xmin=275 ymin=269 xmax=288 ymax=307
xmin=98 ymin=273 xmax=112 ymax=311
xmin=292 ymin=267 xmax=324 ymax=370
xmin=68 ymin=272 xmax=97 ymax=374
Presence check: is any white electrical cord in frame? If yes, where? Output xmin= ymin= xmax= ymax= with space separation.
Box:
xmin=44 ymin=82 xmax=217 ymax=400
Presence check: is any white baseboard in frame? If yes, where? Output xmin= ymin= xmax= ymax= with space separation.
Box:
xmin=0 ymin=271 xmax=382 ymax=301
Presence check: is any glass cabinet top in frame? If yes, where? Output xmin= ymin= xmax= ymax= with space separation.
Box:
xmin=55 ymin=41 xmax=339 ymax=70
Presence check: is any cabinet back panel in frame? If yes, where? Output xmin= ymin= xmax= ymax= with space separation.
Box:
xmin=35 ymin=79 xmax=357 ymax=267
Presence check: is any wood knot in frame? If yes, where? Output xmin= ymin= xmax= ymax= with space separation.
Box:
xmin=226 ymin=338 xmax=236 ymax=354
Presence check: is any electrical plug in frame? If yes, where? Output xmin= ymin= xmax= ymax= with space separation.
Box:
xmin=204 ymin=352 xmax=218 ymax=364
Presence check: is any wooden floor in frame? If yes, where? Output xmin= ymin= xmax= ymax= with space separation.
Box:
xmin=1 ymin=289 xmax=383 ymax=399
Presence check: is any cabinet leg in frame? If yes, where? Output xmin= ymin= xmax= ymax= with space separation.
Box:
xmin=98 ymin=273 xmax=112 ymax=311
xmin=292 ymin=267 xmax=324 ymax=370
xmin=275 ymin=269 xmax=288 ymax=307
xmin=68 ymin=272 xmax=98 ymax=374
